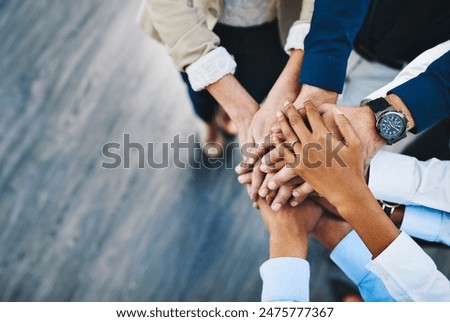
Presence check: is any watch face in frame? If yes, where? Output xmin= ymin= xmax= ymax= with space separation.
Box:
xmin=377 ymin=111 xmax=407 ymax=140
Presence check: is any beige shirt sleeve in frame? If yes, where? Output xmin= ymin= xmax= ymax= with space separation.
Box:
xmin=138 ymin=0 xmax=220 ymax=71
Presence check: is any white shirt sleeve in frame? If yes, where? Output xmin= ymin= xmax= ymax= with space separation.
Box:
xmin=401 ymin=205 xmax=450 ymax=246
xmin=260 ymin=257 xmax=310 ymax=302
xmin=185 ymin=46 xmax=237 ymax=91
xmin=368 ymin=150 xmax=450 ymax=213
xmin=365 ymin=40 xmax=450 ymax=99
xmin=284 ymin=23 xmax=310 ymax=53
xmin=366 ymin=232 xmax=450 ymax=302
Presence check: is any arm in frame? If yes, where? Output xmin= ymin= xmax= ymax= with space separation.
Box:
xmin=312 ymin=215 xmax=396 ymax=302
xmin=258 ymin=200 xmax=323 ymax=302
xmin=318 ymin=49 xmax=450 ymax=169
xmin=277 ymin=101 xmax=450 ymax=301
xmin=143 ymin=0 xmax=259 ymax=138
xmin=300 ymin=0 xmax=371 ymax=93
xmin=394 ymin=205 xmax=450 ymax=246
xmin=388 ymin=50 xmax=450 ymax=132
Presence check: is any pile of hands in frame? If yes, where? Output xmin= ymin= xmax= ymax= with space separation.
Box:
xmin=233 ymin=73 xmax=387 ymax=257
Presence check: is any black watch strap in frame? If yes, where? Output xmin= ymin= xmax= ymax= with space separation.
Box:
xmin=366 ymin=97 xmax=391 ymax=113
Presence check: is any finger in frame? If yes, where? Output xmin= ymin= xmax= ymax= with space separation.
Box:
xmin=262 ymin=148 xmax=281 ymax=165
xmin=250 ymin=162 xmax=265 ymax=201
xmin=237 ymin=172 xmax=253 ymax=185
xmin=284 ymin=103 xmax=311 ymax=140
xmin=235 ymin=163 xmax=253 ymax=175
xmin=276 ymin=109 xmax=302 ymax=148
xmin=290 ymin=182 xmax=315 ymax=205
xmin=321 ymin=111 xmax=343 ymax=141
xmin=333 ymin=108 xmax=360 ymax=147
xmin=271 ymin=124 xmax=281 ymax=133
xmin=260 ymin=160 xmax=285 ymax=173
xmin=304 ymin=100 xmax=328 ymax=133
xmin=265 ymin=188 xmax=277 ymax=205
xmin=267 ymin=166 xmax=298 ymax=191
xmin=317 ymin=103 xmax=336 ymax=114
xmin=271 ymin=185 xmax=294 ymax=211
xmin=259 ymin=172 xmax=274 ymax=198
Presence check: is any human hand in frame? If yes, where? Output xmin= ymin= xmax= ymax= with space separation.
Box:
xmin=318 ymin=104 xmax=385 ymax=171
xmin=311 ymin=213 xmax=353 ymax=251
xmin=294 ymin=84 xmax=338 ymax=109
xmin=276 ymin=101 xmax=366 ymax=211
xmin=236 ymin=50 xmax=303 ymax=199
xmin=258 ymin=198 xmax=323 ymax=259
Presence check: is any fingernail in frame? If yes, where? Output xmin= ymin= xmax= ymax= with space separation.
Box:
xmin=283 ymin=100 xmax=290 ymax=107
xmin=238 ymin=176 xmax=245 ymax=183
xmin=292 ymin=191 xmax=300 ymax=197
xmin=253 ymin=202 xmax=258 ymax=209
xmin=272 ymin=203 xmax=282 ymax=211
xmin=268 ymin=182 xmax=277 ymax=190
xmin=291 ymin=201 xmax=299 ymax=207
xmin=248 ymin=157 xmax=255 ymax=165
xmin=335 ymin=108 xmax=343 ymax=115
xmin=235 ymin=166 xmax=242 ymax=174
xmin=259 ymin=189 xmax=268 ymax=198
xmin=260 ymin=164 xmax=267 ymax=172
xmin=276 ymin=110 xmax=283 ymax=117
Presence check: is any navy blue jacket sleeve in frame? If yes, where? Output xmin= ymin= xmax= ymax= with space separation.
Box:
xmin=300 ymin=0 xmax=371 ymax=93
xmin=389 ymin=50 xmax=450 ymax=132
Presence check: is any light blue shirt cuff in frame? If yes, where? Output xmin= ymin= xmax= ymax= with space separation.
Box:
xmin=330 ymin=230 xmax=372 ymax=285
xmin=330 ymin=231 xmax=396 ymax=302
xmin=401 ymin=205 xmax=449 ymax=245
xmin=260 ymin=257 xmax=310 ymax=302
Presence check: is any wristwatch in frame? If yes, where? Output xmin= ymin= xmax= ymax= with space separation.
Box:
xmin=361 ymin=97 xmax=409 ymax=145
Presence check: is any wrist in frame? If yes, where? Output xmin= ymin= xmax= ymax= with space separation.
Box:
xmin=269 ymin=233 xmax=307 ymax=259
xmin=332 ymin=184 xmax=376 ymax=219
xmin=294 ymin=84 xmax=338 ymax=108
xmin=385 ymin=94 xmax=416 ymax=130
xmin=206 ymin=74 xmax=258 ymax=130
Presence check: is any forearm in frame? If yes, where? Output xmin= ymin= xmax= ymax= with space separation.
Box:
xmin=144 ymin=0 xmax=220 ymax=70
xmin=261 ymin=49 xmax=303 ymax=114
xmin=388 ymin=50 xmax=450 ymax=132
xmin=206 ymin=74 xmax=259 ymax=130
xmin=270 ymin=234 xmax=307 ymax=259
xmin=337 ymin=186 xmax=400 ymax=258
xmin=300 ymin=0 xmax=371 ymax=93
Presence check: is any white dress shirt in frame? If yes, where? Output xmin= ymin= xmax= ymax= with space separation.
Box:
xmin=366 ymin=40 xmax=450 ymax=100
xmin=369 ymin=150 xmax=450 ymax=213
xmin=366 ymin=232 xmax=450 ymax=302
xmin=260 ymin=232 xmax=450 ymax=302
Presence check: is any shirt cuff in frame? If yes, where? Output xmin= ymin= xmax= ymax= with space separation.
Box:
xmin=366 ymin=232 xmax=450 ymax=302
xmin=330 ymin=230 xmax=372 ymax=285
xmin=401 ymin=205 xmax=443 ymax=243
xmin=368 ymin=150 xmax=416 ymax=204
xmin=299 ymin=53 xmax=347 ymax=93
xmin=284 ymin=23 xmax=310 ymax=53
xmin=185 ymin=47 xmax=237 ymax=91
xmin=260 ymin=257 xmax=310 ymax=302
